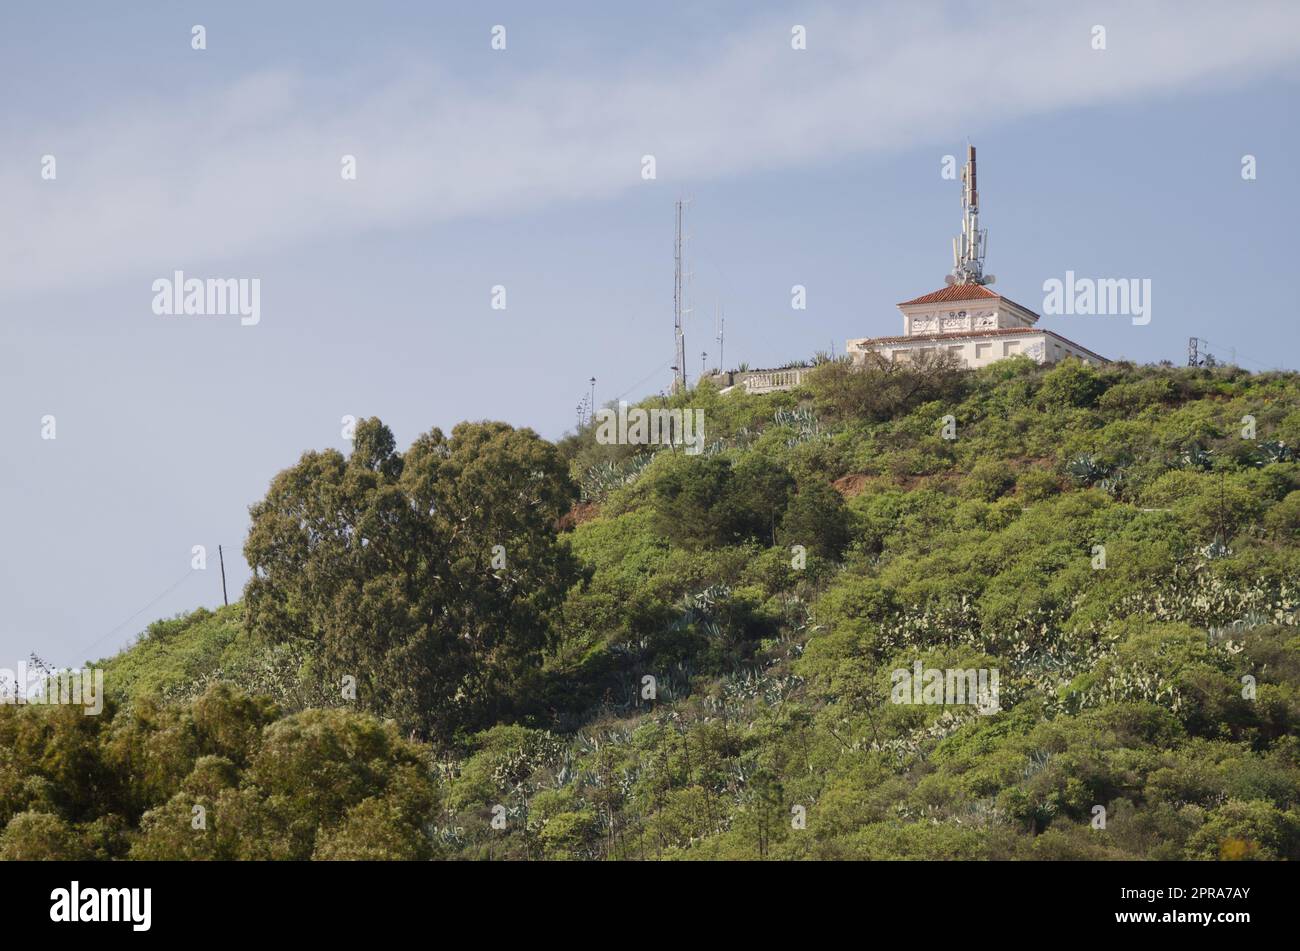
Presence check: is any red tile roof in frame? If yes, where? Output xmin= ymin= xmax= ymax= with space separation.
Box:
xmin=898 ymin=284 xmax=1001 ymax=305
xmin=898 ymin=283 xmax=1040 ymax=320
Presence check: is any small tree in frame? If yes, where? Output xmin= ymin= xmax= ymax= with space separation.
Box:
xmin=0 ymin=811 xmax=87 ymax=860
xmin=778 ymin=481 xmax=850 ymax=558
xmin=808 ymin=351 xmax=962 ymax=423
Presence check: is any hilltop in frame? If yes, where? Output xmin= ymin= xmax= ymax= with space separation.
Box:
xmin=5 ymin=356 xmax=1300 ymax=860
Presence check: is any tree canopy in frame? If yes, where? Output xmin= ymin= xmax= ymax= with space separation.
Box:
xmin=243 ymin=418 xmax=579 ymax=740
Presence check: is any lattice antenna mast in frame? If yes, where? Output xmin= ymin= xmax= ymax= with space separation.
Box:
xmin=1188 ymin=337 xmax=1219 ymax=368
xmin=673 ymin=199 xmax=692 ymax=392
xmin=949 ymin=145 xmax=994 ymax=286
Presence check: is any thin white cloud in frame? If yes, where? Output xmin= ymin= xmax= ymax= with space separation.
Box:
xmin=3 ymin=0 xmax=1298 ymax=292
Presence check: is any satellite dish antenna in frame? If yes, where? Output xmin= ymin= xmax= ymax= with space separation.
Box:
xmin=983 ymin=274 xmax=996 ymax=285
xmin=944 ymin=274 xmax=957 ymax=286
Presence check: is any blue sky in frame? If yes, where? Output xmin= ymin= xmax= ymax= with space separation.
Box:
xmin=2 ymin=1 xmax=1299 ymax=668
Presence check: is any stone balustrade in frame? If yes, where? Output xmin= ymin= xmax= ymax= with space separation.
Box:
xmin=741 ymin=368 xmax=809 ymax=394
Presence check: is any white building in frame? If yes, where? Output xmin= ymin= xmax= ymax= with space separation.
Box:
xmin=847 ymin=146 xmax=1105 ymax=370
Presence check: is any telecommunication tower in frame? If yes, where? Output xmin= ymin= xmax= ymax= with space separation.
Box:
xmin=946 ymin=145 xmax=996 ymax=287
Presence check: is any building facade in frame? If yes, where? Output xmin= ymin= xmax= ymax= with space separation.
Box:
xmin=846 ymin=283 xmax=1105 ymax=369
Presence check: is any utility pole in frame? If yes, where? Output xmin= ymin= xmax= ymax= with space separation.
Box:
xmin=218 ymin=544 xmax=229 ymax=606
xmin=589 ymin=377 xmax=596 ymax=415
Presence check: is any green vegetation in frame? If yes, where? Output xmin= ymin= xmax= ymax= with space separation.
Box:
xmin=5 ymin=358 xmax=1300 ymax=860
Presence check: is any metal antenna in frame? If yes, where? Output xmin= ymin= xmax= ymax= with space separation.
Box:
xmin=673 ymin=198 xmax=692 ymax=392
xmin=1188 ymin=337 xmax=1219 ymax=367
xmin=715 ymin=301 xmax=725 ymax=372
xmin=949 ymin=145 xmax=991 ymax=285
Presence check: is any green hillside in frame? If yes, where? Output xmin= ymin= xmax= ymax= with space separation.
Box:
xmin=4 ymin=356 xmax=1300 ymax=860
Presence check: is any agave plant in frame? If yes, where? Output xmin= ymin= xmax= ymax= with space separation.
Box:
xmin=580 ymin=450 xmax=660 ymax=502
xmin=1200 ymin=537 xmax=1233 ymax=561
xmin=1099 ymin=468 xmax=1126 ymax=497
xmin=1180 ymin=446 xmax=1214 ymax=471
xmin=772 ymin=407 xmax=824 ymax=447
xmin=1065 ymin=453 xmax=1112 ymax=486
xmin=1255 ymin=440 xmax=1295 ymax=465
xmin=1021 ymin=749 xmax=1052 ymax=781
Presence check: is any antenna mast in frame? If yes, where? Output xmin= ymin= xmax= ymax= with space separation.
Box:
xmin=1188 ymin=337 xmax=1218 ymax=368
xmin=949 ymin=145 xmax=993 ymax=286
xmin=673 ymin=199 xmax=690 ymax=392
xmin=715 ymin=301 xmax=725 ymax=373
